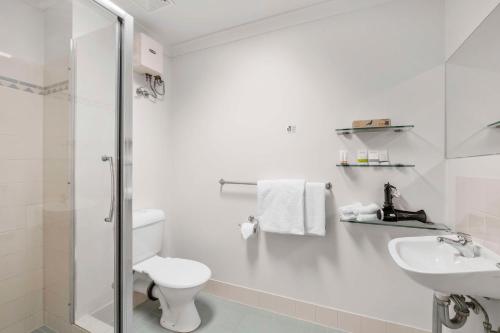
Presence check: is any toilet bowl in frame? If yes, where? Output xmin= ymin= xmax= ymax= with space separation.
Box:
xmin=132 ymin=209 xmax=211 ymax=332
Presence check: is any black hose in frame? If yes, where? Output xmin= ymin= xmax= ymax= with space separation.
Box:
xmin=153 ymin=75 xmax=165 ymax=96
xmin=147 ymin=74 xmax=158 ymax=99
xmin=147 ymin=282 xmax=158 ymax=301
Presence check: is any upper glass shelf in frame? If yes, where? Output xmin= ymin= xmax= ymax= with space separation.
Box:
xmin=336 ymin=125 xmax=414 ymax=135
xmin=487 ymin=121 xmax=500 ymax=128
xmin=341 ymin=218 xmax=451 ymax=231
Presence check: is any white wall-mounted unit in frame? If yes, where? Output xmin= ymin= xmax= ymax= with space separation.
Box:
xmin=134 ymin=32 xmax=164 ymax=76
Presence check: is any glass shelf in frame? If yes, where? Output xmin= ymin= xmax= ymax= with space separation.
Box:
xmin=337 ymin=164 xmax=415 ymax=168
xmin=487 ymin=121 xmax=500 ymax=128
xmin=336 ymin=125 xmax=414 ymax=135
xmin=341 ymin=219 xmax=451 ymax=231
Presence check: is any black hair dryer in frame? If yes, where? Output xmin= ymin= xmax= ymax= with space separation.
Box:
xmin=376 ymin=183 xmax=427 ymax=223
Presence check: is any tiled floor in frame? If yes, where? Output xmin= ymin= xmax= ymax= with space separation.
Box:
xmin=134 ymin=293 xmax=344 ymax=333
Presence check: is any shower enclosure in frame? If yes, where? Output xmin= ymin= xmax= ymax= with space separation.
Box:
xmin=0 ymin=0 xmax=132 ymax=332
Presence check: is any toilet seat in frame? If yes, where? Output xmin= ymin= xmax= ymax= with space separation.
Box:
xmin=134 ymin=256 xmax=211 ymax=289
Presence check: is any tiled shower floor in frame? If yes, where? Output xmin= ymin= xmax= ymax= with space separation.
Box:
xmin=134 ymin=293 xmax=343 ymax=333
xmin=33 ymin=293 xmax=343 ymax=333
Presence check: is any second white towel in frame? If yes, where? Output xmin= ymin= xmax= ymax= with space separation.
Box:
xmin=305 ymin=182 xmax=326 ymax=236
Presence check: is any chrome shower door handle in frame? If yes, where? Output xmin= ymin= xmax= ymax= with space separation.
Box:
xmin=101 ymin=155 xmax=115 ymax=223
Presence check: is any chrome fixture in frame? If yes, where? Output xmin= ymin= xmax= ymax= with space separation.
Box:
xmin=102 ymin=155 xmax=115 ymax=223
xmin=432 ymin=294 xmax=499 ymax=333
xmin=238 ymin=216 xmax=259 ymax=232
xmin=136 ymin=74 xmax=165 ymax=101
xmin=433 ymin=294 xmax=469 ymax=333
xmin=219 ymin=178 xmax=332 ymax=190
xmin=437 ymin=232 xmax=479 ymax=258
xmin=468 ymin=296 xmax=500 ymax=333
xmin=136 ymin=87 xmax=151 ymax=98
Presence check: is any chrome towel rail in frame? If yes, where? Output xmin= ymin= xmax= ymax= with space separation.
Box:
xmin=219 ymin=178 xmax=332 ymax=190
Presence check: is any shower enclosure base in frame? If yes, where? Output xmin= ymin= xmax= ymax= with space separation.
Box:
xmin=76 ymin=302 xmax=114 ymax=333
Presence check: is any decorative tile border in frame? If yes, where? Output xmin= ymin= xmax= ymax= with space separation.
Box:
xmin=204 ymin=279 xmax=430 ymax=333
xmin=0 ymin=75 xmax=68 ymax=96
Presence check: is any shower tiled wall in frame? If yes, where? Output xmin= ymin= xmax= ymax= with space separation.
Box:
xmin=0 ymin=2 xmax=46 ymax=331
xmin=0 ymin=68 xmax=45 ymax=332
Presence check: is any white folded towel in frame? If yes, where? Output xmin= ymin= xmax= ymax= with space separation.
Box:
xmin=305 ymin=182 xmax=326 ymax=236
xmin=339 ymin=202 xmax=362 ymax=215
xmin=257 ymin=179 xmax=306 ymax=235
xmin=356 ymin=214 xmax=378 ymax=222
xmin=340 ymin=213 xmax=356 ymax=221
xmin=353 ymin=203 xmax=380 ymax=215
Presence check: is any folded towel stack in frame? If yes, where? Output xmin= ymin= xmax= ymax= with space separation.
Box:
xmin=339 ymin=202 xmax=361 ymax=221
xmin=339 ymin=202 xmax=380 ymax=222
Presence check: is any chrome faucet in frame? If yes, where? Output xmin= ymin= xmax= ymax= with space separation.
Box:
xmin=437 ymin=232 xmax=479 ymax=258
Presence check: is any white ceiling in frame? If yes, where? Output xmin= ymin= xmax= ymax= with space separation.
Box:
xmin=21 ymin=0 xmax=392 ymax=55
xmin=111 ymin=0 xmax=330 ymax=46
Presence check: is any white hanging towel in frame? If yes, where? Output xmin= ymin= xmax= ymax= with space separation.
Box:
xmin=257 ymin=179 xmax=306 ymax=235
xmin=305 ymin=182 xmax=326 ymax=236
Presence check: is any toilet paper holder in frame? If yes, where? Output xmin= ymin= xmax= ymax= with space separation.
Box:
xmin=238 ymin=216 xmax=259 ymax=233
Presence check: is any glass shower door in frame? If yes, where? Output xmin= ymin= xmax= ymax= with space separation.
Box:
xmin=72 ymin=1 xmax=121 ymax=331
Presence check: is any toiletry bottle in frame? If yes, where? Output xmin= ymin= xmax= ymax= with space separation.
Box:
xmin=357 ymin=150 xmax=368 ymax=164
xmin=368 ymin=151 xmax=379 ymax=165
xmin=339 ymin=150 xmax=348 ymax=165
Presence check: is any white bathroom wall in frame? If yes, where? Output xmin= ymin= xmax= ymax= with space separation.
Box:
xmin=445 ymin=0 xmax=500 ymax=158
xmin=445 ymin=0 xmax=500 ymax=59
xmin=131 ymin=26 xmax=174 ymax=254
xmin=167 ymin=0 xmax=446 ymax=330
xmin=444 ymin=0 xmax=500 ymax=331
xmin=444 ymin=156 xmax=500 ymax=333
xmin=0 ymin=1 xmax=45 ymax=332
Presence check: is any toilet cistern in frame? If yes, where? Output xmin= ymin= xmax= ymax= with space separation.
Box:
xmin=132 ymin=209 xmax=211 ymax=332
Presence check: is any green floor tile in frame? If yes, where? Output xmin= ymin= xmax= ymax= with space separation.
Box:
xmin=133 ymin=292 xmax=343 ymax=333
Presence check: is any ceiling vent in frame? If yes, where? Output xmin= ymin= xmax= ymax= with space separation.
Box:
xmin=130 ymin=0 xmax=175 ymax=12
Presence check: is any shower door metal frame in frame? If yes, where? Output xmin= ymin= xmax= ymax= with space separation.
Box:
xmin=69 ymin=1 xmax=133 ymax=333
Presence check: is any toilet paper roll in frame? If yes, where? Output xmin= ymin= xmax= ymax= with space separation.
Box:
xmin=240 ymin=222 xmax=256 ymax=240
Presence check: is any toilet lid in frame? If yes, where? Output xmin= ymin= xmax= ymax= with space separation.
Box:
xmin=133 ymin=256 xmax=211 ymax=289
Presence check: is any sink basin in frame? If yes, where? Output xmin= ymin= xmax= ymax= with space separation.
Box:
xmin=388 ymin=236 xmax=500 ymax=298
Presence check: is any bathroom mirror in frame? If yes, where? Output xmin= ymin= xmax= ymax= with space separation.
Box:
xmin=446 ymin=5 xmax=500 ymax=158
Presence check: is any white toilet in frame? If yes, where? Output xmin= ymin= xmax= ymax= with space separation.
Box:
xmin=133 ymin=209 xmax=211 ymax=332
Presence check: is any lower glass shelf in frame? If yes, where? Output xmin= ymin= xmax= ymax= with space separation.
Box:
xmin=341 ymin=219 xmax=451 ymax=231
xmin=487 ymin=121 xmax=500 ymax=128
xmin=336 ymin=164 xmax=415 ymax=168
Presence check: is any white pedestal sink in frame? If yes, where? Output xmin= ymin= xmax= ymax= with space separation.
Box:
xmin=388 ymin=236 xmax=500 ymax=298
